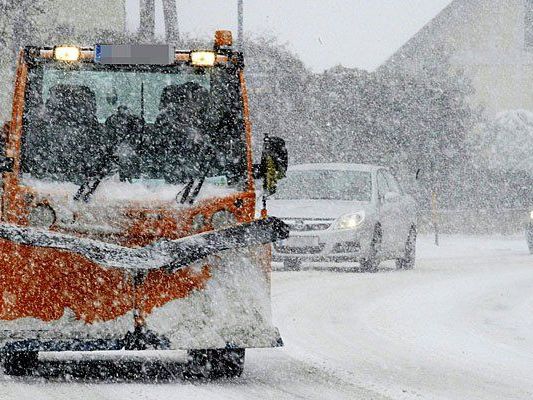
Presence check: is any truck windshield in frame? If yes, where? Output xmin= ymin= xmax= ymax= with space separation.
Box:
xmin=273 ymin=169 xmax=372 ymax=201
xmin=21 ymin=62 xmax=248 ymax=192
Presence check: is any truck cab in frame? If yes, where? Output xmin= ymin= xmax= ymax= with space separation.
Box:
xmin=0 ymin=32 xmax=288 ymax=378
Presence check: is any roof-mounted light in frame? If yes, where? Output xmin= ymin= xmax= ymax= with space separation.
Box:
xmin=214 ymin=30 xmax=233 ymax=49
xmin=191 ymin=51 xmax=216 ymax=67
xmin=53 ymin=46 xmax=81 ymax=61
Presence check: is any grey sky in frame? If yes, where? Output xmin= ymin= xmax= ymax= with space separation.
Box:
xmin=125 ymin=0 xmax=451 ymax=72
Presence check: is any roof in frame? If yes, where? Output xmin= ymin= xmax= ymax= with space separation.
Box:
xmin=380 ymin=0 xmax=475 ymax=71
xmin=288 ymin=163 xmax=384 ymax=172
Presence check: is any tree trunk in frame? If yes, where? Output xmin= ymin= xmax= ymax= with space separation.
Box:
xmin=162 ymin=0 xmax=179 ymax=44
xmin=139 ymin=0 xmax=155 ymax=42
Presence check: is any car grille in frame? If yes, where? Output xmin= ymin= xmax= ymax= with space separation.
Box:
xmin=273 ymin=243 xmax=325 ymax=254
xmin=283 ymin=219 xmax=333 ymax=232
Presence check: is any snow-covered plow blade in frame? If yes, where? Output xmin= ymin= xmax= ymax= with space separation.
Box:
xmin=0 ymin=217 xmax=288 ymax=353
xmin=0 ymin=217 xmax=288 ymax=272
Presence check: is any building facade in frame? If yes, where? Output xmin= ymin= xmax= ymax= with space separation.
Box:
xmin=383 ymin=0 xmax=533 ymax=117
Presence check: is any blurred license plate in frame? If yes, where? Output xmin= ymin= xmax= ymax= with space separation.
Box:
xmin=281 ymin=236 xmax=319 ymax=247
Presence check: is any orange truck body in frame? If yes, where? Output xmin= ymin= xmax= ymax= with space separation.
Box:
xmin=0 ymin=38 xmax=284 ymax=355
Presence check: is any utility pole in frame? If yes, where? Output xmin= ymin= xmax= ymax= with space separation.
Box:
xmin=162 ymin=0 xmax=180 ymax=44
xmin=139 ymin=0 xmax=155 ymax=42
xmin=237 ymin=0 xmax=243 ymax=50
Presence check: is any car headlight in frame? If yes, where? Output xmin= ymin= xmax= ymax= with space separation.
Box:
xmin=334 ymin=211 xmax=365 ymax=230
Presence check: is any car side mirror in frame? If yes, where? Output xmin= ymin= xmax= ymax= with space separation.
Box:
xmin=254 ymin=136 xmax=288 ymax=196
xmin=384 ymin=191 xmax=400 ymax=203
xmin=0 ymin=122 xmax=13 ymax=173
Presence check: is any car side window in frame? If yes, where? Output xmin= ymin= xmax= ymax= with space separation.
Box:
xmin=377 ymin=171 xmax=389 ymax=199
xmin=385 ymin=172 xmax=402 ymax=195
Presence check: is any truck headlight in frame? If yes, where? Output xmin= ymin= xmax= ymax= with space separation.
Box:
xmin=334 ymin=211 xmax=365 ymax=230
xmin=54 ymin=46 xmax=81 ymax=61
xmin=191 ymin=213 xmax=206 ymax=233
xmin=211 ymin=210 xmax=236 ymax=229
xmin=191 ymin=51 xmax=215 ymax=67
xmin=28 ymin=204 xmax=56 ymax=228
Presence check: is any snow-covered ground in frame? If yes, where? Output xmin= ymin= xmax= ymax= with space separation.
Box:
xmin=0 ymin=234 xmax=531 ymax=399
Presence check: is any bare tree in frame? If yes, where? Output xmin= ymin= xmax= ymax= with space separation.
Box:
xmin=162 ymin=0 xmax=179 ymax=44
xmin=139 ymin=0 xmax=155 ymax=42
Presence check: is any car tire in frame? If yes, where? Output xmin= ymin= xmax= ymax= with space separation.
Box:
xmin=283 ymin=258 xmax=302 ymax=271
xmin=183 ymin=348 xmax=245 ymax=380
xmin=360 ymin=226 xmax=382 ymax=273
xmin=396 ymin=226 xmax=417 ymax=270
xmin=3 ymin=351 xmax=38 ymax=376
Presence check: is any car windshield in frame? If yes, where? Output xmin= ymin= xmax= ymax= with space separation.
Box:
xmin=272 ymin=169 xmax=372 ymax=201
xmin=21 ymin=62 xmax=247 ymax=191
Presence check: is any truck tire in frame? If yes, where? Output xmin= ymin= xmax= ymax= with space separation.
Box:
xmin=3 ymin=351 xmax=38 ymax=376
xmin=184 ymin=348 xmax=245 ymax=380
xmin=360 ymin=226 xmax=382 ymax=273
xmin=396 ymin=226 xmax=417 ymax=270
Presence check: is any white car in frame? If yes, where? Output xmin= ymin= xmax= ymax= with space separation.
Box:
xmin=268 ymin=163 xmax=417 ymax=271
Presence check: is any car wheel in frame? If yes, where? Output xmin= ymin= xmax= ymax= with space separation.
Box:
xmin=360 ymin=226 xmax=382 ymax=273
xmin=183 ymin=348 xmax=245 ymax=380
xmin=3 ymin=351 xmax=38 ymax=376
xmin=283 ymin=258 xmax=302 ymax=271
xmin=396 ymin=226 xmax=417 ymax=270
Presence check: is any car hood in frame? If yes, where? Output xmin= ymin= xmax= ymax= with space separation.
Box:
xmin=266 ymin=199 xmax=370 ymax=220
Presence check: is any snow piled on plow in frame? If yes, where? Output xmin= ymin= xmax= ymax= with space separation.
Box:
xmin=145 ymin=247 xmax=282 ymax=349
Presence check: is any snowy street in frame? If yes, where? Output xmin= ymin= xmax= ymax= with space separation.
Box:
xmin=0 ymin=234 xmax=530 ymax=400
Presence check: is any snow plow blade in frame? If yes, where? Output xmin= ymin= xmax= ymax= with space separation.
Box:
xmin=0 ymin=217 xmax=289 ymax=272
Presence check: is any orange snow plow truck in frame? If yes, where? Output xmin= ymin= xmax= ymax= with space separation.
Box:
xmin=0 ymin=31 xmax=289 ymax=378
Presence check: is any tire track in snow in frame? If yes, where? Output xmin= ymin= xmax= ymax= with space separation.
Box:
xmin=272 ymin=235 xmax=533 ymax=400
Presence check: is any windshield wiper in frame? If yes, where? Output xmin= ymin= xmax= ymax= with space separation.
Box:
xmin=74 ymin=178 xmax=103 ymax=202
xmin=178 ymin=176 xmax=206 ymax=205
xmin=74 ymin=150 xmax=118 ymax=202
xmin=177 ymin=145 xmax=213 ymax=205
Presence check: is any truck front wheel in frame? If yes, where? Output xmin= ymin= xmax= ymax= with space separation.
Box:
xmin=184 ymin=348 xmax=245 ymax=380
xmin=3 ymin=351 xmax=38 ymax=376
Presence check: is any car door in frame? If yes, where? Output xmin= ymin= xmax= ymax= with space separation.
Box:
xmin=376 ymin=170 xmax=396 ymax=256
xmin=384 ymin=171 xmax=410 ymax=251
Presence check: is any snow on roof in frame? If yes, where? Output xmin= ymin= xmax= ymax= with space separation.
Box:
xmin=380 ymin=0 xmax=473 ymax=71
xmin=288 ymin=163 xmax=383 ymax=172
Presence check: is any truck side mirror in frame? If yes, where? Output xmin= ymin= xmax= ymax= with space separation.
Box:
xmin=255 ymin=136 xmax=288 ymax=196
xmin=0 ymin=121 xmax=14 ymax=173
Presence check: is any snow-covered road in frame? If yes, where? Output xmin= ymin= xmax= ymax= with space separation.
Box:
xmin=0 ymin=235 xmax=531 ymax=399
